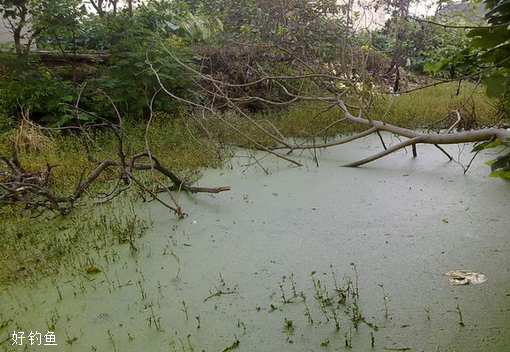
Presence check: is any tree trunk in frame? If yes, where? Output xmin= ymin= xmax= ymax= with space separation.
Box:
xmin=127 ymin=0 xmax=133 ymax=17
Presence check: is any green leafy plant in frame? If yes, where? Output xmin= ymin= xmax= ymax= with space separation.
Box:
xmin=418 ymin=16 xmax=471 ymax=76
xmin=0 ymin=52 xmax=78 ymax=126
xmin=88 ymin=33 xmax=194 ymax=118
xmin=424 ymin=0 xmax=509 ymax=98
xmin=136 ymin=0 xmax=223 ymax=43
xmin=472 ymin=138 xmax=510 ymax=179
xmin=465 ymin=0 xmax=510 ymax=98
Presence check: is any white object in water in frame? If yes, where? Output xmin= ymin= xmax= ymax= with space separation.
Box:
xmin=444 ymin=270 xmax=487 ymax=285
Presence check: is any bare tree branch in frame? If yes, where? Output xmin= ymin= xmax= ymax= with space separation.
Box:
xmin=413 ymin=18 xmax=510 ymax=30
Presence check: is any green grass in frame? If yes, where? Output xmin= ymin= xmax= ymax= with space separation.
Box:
xmin=0 ymin=201 xmax=149 ymax=284
xmin=205 ymin=81 xmax=502 ymax=147
xmin=368 ymin=82 xmax=501 ymax=130
xmin=0 ymin=114 xmax=223 ymax=192
xmin=275 ymin=81 xmax=500 ymax=135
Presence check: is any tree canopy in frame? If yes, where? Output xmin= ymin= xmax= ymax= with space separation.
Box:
xmin=0 ymin=0 xmax=509 ymax=184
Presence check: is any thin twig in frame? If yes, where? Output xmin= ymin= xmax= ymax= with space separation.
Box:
xmin=413 ymin=18 xmax=509 ymax=30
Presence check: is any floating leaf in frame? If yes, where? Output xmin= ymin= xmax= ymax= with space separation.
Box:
xmin=86 ymin=267 xmax=101 ymax=274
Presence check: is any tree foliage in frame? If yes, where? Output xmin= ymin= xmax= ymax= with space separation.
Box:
xmin=468 ymin=0 xmax=510 ymax=178
xmin=467 ymin=0 xmax=509 ymax=98
xmin=181 ymin=0 xmax=347 ymax=58
xmin=0 ymin=0 xmax=225 ymax=124
xmin=0 ymin=0 xmax=34 ymax=54
xmin=0 ymin=51 xmax=76 ymax=124
xmin=0 ymin=0 xmax=508 ymax=177
xmin=423 ymin=0 xmax=509 ymax=98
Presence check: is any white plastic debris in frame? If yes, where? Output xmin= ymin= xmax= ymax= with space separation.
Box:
xmin=444 ymin=270 xmax=487 ymax=285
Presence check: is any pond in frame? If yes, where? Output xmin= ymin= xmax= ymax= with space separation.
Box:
xmin=2 ymin=134 xmax=509 ymax=351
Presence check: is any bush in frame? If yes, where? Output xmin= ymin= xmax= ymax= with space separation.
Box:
xmin=86 ymin=32 xmax=195 ymax=119
xmin=0 ymin=52 xmax=77 ymax=126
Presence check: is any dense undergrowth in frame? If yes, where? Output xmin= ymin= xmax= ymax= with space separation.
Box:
xmin=0 ymin=81 xmax=501 ymax=186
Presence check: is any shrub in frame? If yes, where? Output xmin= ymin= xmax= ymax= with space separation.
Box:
xmin=0 ymin=52 xmax=77 ymax=126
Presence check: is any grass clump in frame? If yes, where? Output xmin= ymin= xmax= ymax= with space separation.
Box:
xmin=368 ymin=82 xmax=500 ymax=130
xmin=0 ymin=113 xmax=224 ymax=194
xmin=207 ymin=81 xmax=501 ymax=148
xmin=0 ymin=202 xmax=149 ymax=285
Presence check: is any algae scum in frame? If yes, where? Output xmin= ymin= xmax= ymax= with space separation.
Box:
xmin=1 ymin=135 xmax=509 ymax=351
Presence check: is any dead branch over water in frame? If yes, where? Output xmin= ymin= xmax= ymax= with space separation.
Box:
xmin=1 ymin=131 xmax=230 ymax=217
xmin=150 ymin=45 xmax=510 ymax=169
xmin=4 ymin=42 xmax=509 ymax=216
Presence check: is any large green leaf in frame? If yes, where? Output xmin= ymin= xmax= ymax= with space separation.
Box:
xmin=423 ymin=57 xmax=452 ymax=73
xmin=489 ymin=169 xmax=510 ymax=178
xmin=484 ymin=74 xmax=507 ymax=98
xmin=489 ymin=152 xmax=510 ymax=171
xmin=471 ymin=139 xmax=502 ymax=152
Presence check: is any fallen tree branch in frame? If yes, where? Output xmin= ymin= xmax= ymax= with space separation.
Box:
xmin=336 ymin=100 xmax=510 ymax=167
xmin=1 ymin=108 xmax=231 ymax=220
xmin=0 ymin=151 xmax=230 ymax=216
xmin=268 ymin=99 xmax=509 ymax=167
xmin=343 ymin=136 xmax=422 ymax=167
xmin=35 ymin=50 xmax=110 ymax=63
xmin=446 ymin=110 xmax=462 ymax=134
xmin=150 ymin=41 xmax=510 ymax=173
xmin=271 ymin=126 xmax=379 ymax=151
xmin=434 ymin=144 xmax=454 ymax=161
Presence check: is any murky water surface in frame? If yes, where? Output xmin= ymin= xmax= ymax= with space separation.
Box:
xmin=2 ymin=135 xmax=509 ymax=351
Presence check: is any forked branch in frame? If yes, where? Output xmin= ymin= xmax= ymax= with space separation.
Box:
xmin=151 ymin=44 xmax=510 ymax=171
